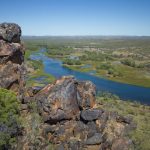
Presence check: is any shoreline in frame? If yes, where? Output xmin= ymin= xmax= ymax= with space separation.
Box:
xmin=61 ymin=62 xmax=150 ymax=88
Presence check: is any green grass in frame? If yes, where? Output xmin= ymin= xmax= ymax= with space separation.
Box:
xmin=107 ymin=64 xmax=150 ymax=87
xmin=96 ymin=94 xmax=150 ymax=150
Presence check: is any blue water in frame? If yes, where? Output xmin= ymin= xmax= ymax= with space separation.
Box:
xmin=30 ymin=52 xmax=150 ymax=105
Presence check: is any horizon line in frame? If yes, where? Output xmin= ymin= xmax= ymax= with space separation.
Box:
xmin=22 ymin=35 xmax=150 ymax=37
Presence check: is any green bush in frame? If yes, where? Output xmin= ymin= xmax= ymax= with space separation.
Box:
xmin=0 ymin=88 xmax=21 ymax=149
xmin=80 ymin=55 xmax=87 ymax=61
xmin=74 ymin=60 xmax=81 ymax=65
xmin=108 ymin=68 xmax=114 ymax=75
xmin=121 ymin=59 xmax=136 ymax=67
xmin=97 ymin=63 xmax=111 ymax=70
xmin=63 ymin=59 xmax=74 ymax=65
xmin=80 ymin=51 xmax=113 ymax=62
xmin=63 ymin=59 xmax=81 ymax=65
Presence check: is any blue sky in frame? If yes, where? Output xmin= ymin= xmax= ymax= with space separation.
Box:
xmin=0 ymin=0 xmax=150 ymax=36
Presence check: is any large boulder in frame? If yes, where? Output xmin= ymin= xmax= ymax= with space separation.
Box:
xmin=36 ymin=76 xmax=96 ymax=123
xmin=0 ymin=23 xmax=25 ymax=93
xmin=85 ymin=133 xmax=103 ymax=145
xmin=80 ymin=108 xmax=103 ymax=121
xmin=0 ymin=23 xmax=21 ymax=43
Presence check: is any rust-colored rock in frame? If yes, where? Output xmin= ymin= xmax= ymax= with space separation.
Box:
xmin=0 ymin=23 xmax=25 ymax=93
xmin=36 ymin=76 xmax=96 ymax=123
xmin=77 ymin=80 xmax=96 ymax=110
xmin=33 ymin=76 xmax=134 ymax=149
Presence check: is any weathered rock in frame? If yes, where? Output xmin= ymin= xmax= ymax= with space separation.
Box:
xmin=56 ymin=144 xmax=65 ymax=150
xmin=37 ymin=78 xmax=79 ymax=122
xmin=20 ymin=104 xmax=28 ymax=110
xmin=0 ymin=63 xmax=20 ymax=89
xmin=36 ymin=76 xmax=96 ymax=123
xmin=111 ymin=138 xmax=134 ymax=150
xmin=85 ymin=133 xmax=103 ymax=145
xmin=0 ymin=23 xmax=21 ymax=43
xmin=55 ymin=126 xmax=65 ymax=136
xmin=0 ymin=41 xmax=23 ymax=60
xmin=23 ymin=96 xmax=33 ymax=104
xmin=96 ymin=111 xmax=109 ymax=132
xmin=116 ymin=115 xmax=132 ymax=124
xmin=80 ymin=109 xmax=103 ymax=121
xmin=72 ymin=121 xmax=89 ymax=141
xmin=44 ymin=124 xmax=56 ymax=134
xmin=86 ymin=121 xmax=98 ymax=138
xmin=77 ymin=80 xmax=96 ymax=110
xmin=33 ymin=76 xmax=135 ymax=149
xmin=68 ymin=140 xmax=82 ymax=150
xmin=27 ymin=86 xmax=42 ymax=97
xmin=99 ymin=140 xmax=112 ymax=150
xmin=0 ymin=23 xmax=25 ymax=94
xmin=20 ymin=104 xmax=28 ymax=114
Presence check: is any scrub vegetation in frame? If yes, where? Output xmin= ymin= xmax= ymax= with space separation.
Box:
xmin=0 ymin=88 xmax=21 ymax=149
xmin=96 ymin=92 xmax=150 ymax=150
xmin=23 ymin=36 xmax=150 ymax=87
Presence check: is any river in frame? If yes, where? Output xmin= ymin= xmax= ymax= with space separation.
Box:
xmin=30 ymin=51 xmax=150 ymax=105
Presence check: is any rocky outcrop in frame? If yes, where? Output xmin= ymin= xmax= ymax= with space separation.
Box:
xmin=30 ymin=76 xmax=134 ymax=150
xmin=36 ymin=76 xmax=96 ymax=124
xmin=0 ymin=23 xmax=25 ymax=93
xmin=0 ymin=23 xmax=21 ymax=43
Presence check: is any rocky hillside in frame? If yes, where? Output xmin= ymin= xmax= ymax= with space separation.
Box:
xmin=0 ymin=23 xmax=136 ymax=150
xmin=0 ymin=23 xmax=25 ymax=94
xmin=18 ymin=76 xmax=135 ymax=150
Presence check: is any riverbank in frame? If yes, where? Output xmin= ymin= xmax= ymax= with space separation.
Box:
xmin=25 ymin=50 xmax=55 ymax=87
xmin=43 ymin=49 xmax=150 ymax=88
xmin=62 ymin=63 xmax=150 ymax=88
